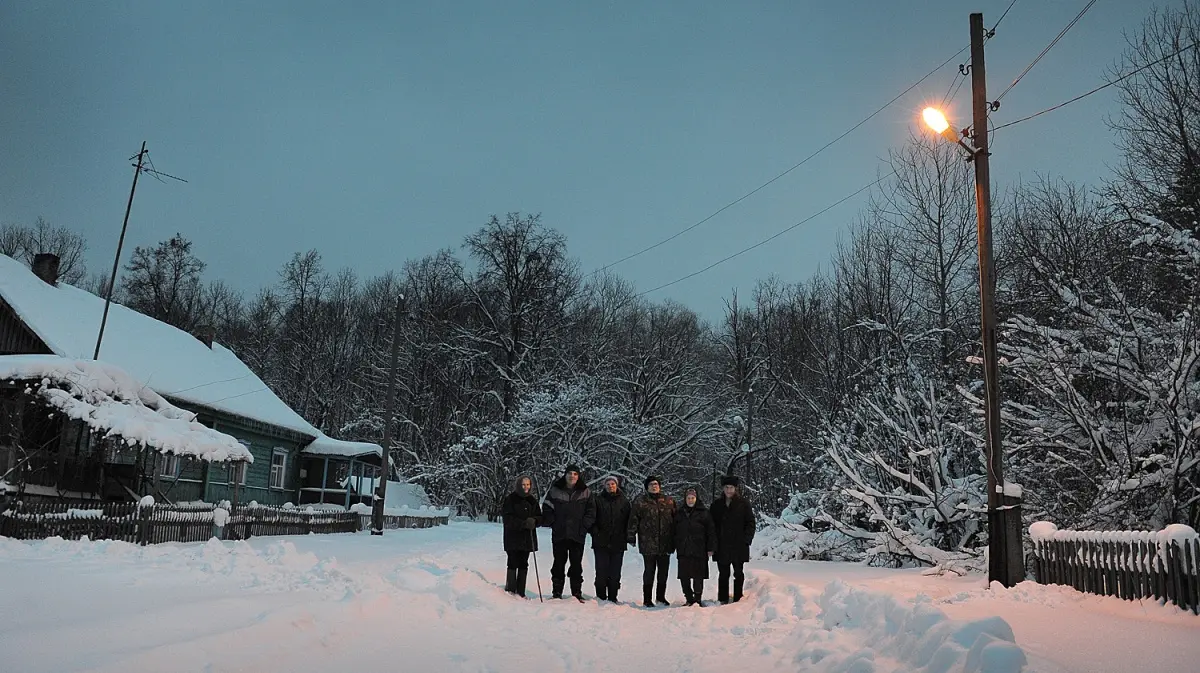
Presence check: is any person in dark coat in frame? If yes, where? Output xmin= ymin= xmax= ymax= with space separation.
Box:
xmin=541 ymin=464 xmax=596 ymax=600
xmin=501 ymin=475 xmax=541 ymax=598
xmin=626 ymin=475 xmax=676 ymax=607
xmin=673 ymin=486 xmax=717 ymax=606
xmin=710 ymin=475 xmax=756 ymax=603
xmin=589 ymin=475 xmax=631 ymax=603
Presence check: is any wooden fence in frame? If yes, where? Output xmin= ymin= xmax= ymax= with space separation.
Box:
xmin=358 ymin=513 xmax=451 ymax=531
xmin=1031 ymin=524 xmax=1200 ymax=615
xmin=0 ymin=500 xmax=361 ymax=544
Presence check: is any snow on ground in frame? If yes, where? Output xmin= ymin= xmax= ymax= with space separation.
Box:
xmin=0 ymin=524 xmax=1196 ymax=673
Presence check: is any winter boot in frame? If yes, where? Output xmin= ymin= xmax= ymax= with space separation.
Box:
xmin=680 ymin=579 xmax=695 ymax=606
xmin=733 ymin=576 xmax=744 ymax=603
xmin=608 ymin=581 xmax=620 ymax=604
xmin=643 ymin=584 xmax=654 ymax=608
xmin=571 ymin=578 xmax=584 ymax=601
xmin=504 ymin=568 xmax=518 ymax=594
xmin=694 ymin=580 xmax=705 ymax=607
xmin=595 ymin=584 xmax=607 ymax=601
xmin=515 ymin=567 xmax=529 ymax=598
xmin=717 ymin=578 xmax=730 ymax=604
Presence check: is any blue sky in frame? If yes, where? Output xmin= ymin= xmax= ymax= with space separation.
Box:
xmin=0 ymin=1 xmax=1171 ymax=319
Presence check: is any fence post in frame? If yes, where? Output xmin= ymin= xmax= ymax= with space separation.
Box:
xmin=138 ymin=502 xmax=152 ymax=546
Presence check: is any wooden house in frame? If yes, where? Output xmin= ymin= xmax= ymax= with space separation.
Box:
xmin=0 ymin=253 xmax=381 ymax=506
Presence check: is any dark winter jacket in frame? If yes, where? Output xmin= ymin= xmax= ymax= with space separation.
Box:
xmin=542 ymin=477 xmax=596 ymax=544
xmin=710 ymin=494 xmax=756 ymax=563
xmin=674 ymin=499 xmax=717 ymax=579
xmin=627 ymin=492 xmax=676 ymax=556
xmin=501 ymin=484 xmax=542 ymax=553
xmin=590 ymin=488 xmax=632 ymax=551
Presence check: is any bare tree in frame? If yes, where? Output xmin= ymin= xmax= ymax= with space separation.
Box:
xmin=0 ymin=218 xmax=89 ymax=284
xmin=121 ymin=234 xmax=207 ymax=330
xmin=1110 ymin=0 xmax=1200 ymax=221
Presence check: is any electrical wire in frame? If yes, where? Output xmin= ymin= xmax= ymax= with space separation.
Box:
xmin=589 ymin=44 xmax=969 ymax=277
xmin=994 ymin=0 xmax=1097 ymax=102
xmin=633 ymin=172 xmax=894 ymax=298
xmin=992 ymin=0 xmax=1018 ymax=33
xmin=993 ymin=41 xmax=1199 ymax=131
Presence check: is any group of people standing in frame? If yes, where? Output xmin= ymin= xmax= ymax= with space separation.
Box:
xmin=501 ymin=466 xmax=755 ymax=608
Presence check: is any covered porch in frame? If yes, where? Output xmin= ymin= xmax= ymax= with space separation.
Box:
xmin=297 ymin=436 xmax=383 ymax=508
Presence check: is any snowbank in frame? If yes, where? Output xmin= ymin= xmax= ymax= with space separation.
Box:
xmin=753 ymin=520 xmax=865 ymax=562
xmin=0 ymin=355 xmax=252 ymax=463
xmin=807 ymin=580 xmax=1027 ymax=672
xmin=349 ymin=502 xmax=452 ymax=518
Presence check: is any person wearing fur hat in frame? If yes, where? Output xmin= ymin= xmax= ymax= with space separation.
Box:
xmin=589 ymin=475 xmax=631 ymax=603
xmin=673 ymin=486 xmax=716 ymax=606
xmin=501 ymin=475 xmax=541 ymax=597
xmin=542 ymin=464 xmax=596 ymax=600
xmin=626 ymin=475 xmax=676 ymax=607
xmin=710 ymin=475 xmax=756 ymax=603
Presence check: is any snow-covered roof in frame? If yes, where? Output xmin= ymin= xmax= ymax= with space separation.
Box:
xmin=0 ymin=355 xmax=253 ymax=462
xmin=0 ymin=255 xmax=319 ymax=438
xmin=303 ymin=435 xmax=383 ymax=458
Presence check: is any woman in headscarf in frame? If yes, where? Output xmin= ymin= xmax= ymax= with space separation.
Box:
xmin=673 ymin=486 xmax=716 ymax=606
xmin=501 ymin=475 xmax=541 ymax=597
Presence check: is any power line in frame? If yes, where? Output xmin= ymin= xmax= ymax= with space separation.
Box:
xmin=590 ymin=44 xmax=969 ymax=277
xmin=634 ymin=172 xmax=893 ymax=298
xmin=994 ymin=0 xmax=1097 ymax=102
xmin=993 ymin=41 xmax=1199 ymax=131
xmin=992 ymin=0 xmax=1019 ymax=33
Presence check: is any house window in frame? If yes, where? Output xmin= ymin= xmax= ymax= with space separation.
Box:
xmin=160 ymin=454 xmax=181 ymax=479
xmin=227 ymin=462 xmax=247 ymax=485
xmin=269 ymin=449 xmax=287 ymax=489
xmin=228 ymin=441 xmax=250 ymax=485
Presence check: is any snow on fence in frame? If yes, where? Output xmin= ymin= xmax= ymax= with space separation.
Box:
xmin=0 ymin=499 xmax=360 ymax=544
xmin=1029 ymin=522 xmax=1199 ymax=615
xmin=348 ymin=502 xmax=451 ymax=530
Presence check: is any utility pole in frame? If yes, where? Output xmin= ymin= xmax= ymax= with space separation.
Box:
xmin=371 ymin=293 xmax=406 ymax=536
xmin=744 ymin=385 xmax=754 ymax=490
xmin=95 ymin=142 xmax=147 ymax=360
xmin=969 ymin=12 xmax=1022 ymax=588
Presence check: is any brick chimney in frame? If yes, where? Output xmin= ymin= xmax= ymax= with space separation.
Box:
xmin=194 ymin=324 xmax=217 ymax=349
xmin=32 ymin=254 xmax=60 ymax=286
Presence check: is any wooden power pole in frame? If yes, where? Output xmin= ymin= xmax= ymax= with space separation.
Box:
xmin=969 ymin=12 xmax=1022 ymax=588
xmin=371 ymin=293 xmax=407 ymax=535
xmin=95 ymin=141 xmax=147 ymax=360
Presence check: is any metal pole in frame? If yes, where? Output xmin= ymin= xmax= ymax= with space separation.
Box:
xmin=371 ymin=293 xmax=406 ymax=535
xmin=95 ymin=141 xmax=146 ymax=360
xmin=969 ymin=13 xmax=1018 ymax=588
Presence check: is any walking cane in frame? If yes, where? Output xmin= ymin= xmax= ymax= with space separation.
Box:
xmin=530 ymin=528 xmax=544 ymax=602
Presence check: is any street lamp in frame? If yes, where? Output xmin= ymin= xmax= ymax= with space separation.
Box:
xmin=922 ymin=107 xmax=979 ymax=158
xmin=918 ymin=12 xmax=1023 ymax=592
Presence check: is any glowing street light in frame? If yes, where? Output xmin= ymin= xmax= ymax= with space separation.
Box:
xmin=922 ymin=107 xmax=978 ymax=156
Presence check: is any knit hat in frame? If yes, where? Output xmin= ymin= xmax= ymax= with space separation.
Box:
xmin=564 ymin=464 xmax=582 ymax=475
xmin=644 ymin=474 xmax=662 ymax=488
xmin=603 ymin=475 xmax=619 ymax=486
xmin=684 ymin=486 xmax=699 ymax=496
xmin=721 ymin=475 xmax=740 ymax=487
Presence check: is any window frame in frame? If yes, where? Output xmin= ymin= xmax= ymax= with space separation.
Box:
xmin=269 ymin=448 xmax=287 ymax=490
xmin=228 ymin=441 xmax=250 ymax=485
xmin=160 ymin=454 xmax=182 ymax=479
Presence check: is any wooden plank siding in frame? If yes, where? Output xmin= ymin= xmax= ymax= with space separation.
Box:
xmin=0 ymin=298 xmax=52 ymax=356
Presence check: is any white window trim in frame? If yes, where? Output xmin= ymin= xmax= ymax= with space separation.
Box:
xmin=269 ymin=448 xmax=287 ymax=490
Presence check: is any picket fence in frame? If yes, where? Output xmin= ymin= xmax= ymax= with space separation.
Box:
xmin=0 ymin=500 xmax=395 ymax=544
xmin=1030 ymin=522 xmax=1199 ymax=615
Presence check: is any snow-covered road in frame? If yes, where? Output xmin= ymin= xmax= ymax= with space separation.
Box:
xmin=1 ymin=523 xmax=1196 ymax=673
